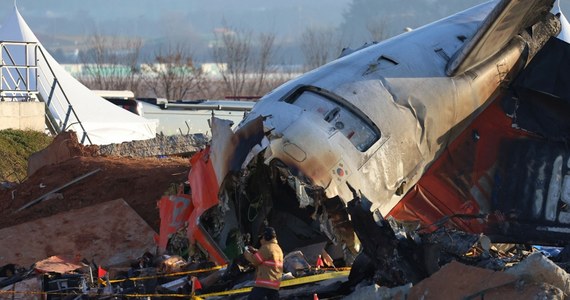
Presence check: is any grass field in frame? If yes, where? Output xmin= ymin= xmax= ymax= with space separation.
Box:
xmin=0 ymin=129 xmax=52 ymax=183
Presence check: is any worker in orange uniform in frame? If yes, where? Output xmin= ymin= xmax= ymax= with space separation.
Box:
xmin=244 ymin=227 xmax=284 ymax=300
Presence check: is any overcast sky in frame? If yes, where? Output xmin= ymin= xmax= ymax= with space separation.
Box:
xmin=1 ymin=0 xmax=569 ymax=63
xmin=4 ymin=0 xmax=568 ymax=40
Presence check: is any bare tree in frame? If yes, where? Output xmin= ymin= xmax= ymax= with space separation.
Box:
xmin=250 ymin=32 xmax=277 ymax=96
xmin=212 ymin=24 xmax=252 ymax=97
xmin=211 ymin=22 xmax=281 ymax=98
xmin=78 ymin=33 xmax=143 ymax=93
xmin=143 ymin=44 xmax=205 ymax=100
xmin=367 ymin=20 xmax=387 ymax=42
xmin=300 ymin=27 xmax=342 ymax=71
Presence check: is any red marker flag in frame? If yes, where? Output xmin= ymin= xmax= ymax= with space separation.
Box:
xmin=316 ymin=255 xmax=324 ymax=269
xmin=191 ymin=276 xmax=202 ymax=291
xmin=98 ymin=266 xmax=107 ymax=278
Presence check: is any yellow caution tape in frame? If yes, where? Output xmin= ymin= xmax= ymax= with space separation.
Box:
xmin=198 ymin=270 xmax=350 ymax=298
xmin=0 ymin=268 xmax=350 ymax=298
xmin=106 ymin=265 xmax=348 ymax=284
xmin=108 ymin=265 xmax=226 ymax=283
xmin=281 ymin=270 xmax=350 ymax=287
xmin=0 ymin=289 xmax=202 ymax=298
xmin=319 ymin=267 xmax=352 ymax=272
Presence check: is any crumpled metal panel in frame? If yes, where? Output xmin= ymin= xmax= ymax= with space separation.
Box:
xmin=186 ymin=116 xmax=265 ymax=264
xmin=186 ymin=0 xmax=567 ymax=263
xmin=156 ymin=194 xmax=193 ymax=251
xmin=447 ymin=0 xmax=556 ymax=75
xmin=187 ymin=147 xmax=228 ymax=265
xmin=390 ymin=95 xmax=570 ymax=245
xmin=236 ymin=0 xmax=551 ymax=218
xmin=209 ymin=116 xmax=265 ymax=185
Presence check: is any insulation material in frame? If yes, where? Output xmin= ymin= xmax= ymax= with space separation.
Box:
xmin=34 ymin=255 xmax=84 ymax=274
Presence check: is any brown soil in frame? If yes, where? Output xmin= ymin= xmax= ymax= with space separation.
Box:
xmin=0 ymin=138 xmax=191 ymax=232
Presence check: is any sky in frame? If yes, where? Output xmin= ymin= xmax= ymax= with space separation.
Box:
xmin=1 ymin=0 xmax=569 ymax=63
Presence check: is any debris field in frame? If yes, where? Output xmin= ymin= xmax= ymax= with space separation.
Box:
xmin=0 ymin=131 xmax=569 ymax=300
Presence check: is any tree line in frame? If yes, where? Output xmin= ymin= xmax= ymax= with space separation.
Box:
xmin=77 ymin=23 xmax=370 ymax=100
xmin=77 ymin=0 xmax=401 ymax=101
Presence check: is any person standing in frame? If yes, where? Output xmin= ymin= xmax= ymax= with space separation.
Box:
xmin=244 ymin=227 xmax=284 ymax=300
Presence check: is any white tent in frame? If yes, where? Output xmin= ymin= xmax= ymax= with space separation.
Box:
xmin=0 ymin=6 xmax=157 ymax=145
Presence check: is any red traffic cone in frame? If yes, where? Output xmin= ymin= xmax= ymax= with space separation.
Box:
xmin=191 ymin=276 xmax=202 ymax=294
xmin=316 ymin=255 xmax=324 ymax=269
xmin=97 ymin=266 xmax=107 ymax=278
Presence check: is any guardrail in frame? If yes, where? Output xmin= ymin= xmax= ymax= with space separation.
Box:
xmin=0 ymin=41 xmax=91 ymax=144
xmin=0 ymin=41 xmax=37 ymax=101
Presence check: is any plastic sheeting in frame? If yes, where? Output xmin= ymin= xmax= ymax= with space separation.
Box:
xmin=0 ymin=6 xmax=156 ymax=145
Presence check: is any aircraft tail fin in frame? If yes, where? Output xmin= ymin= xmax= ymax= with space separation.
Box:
xmin=446 ymin=0 xmax=555 ymax=76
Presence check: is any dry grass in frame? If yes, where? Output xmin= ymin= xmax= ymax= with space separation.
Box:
xmin=0 ymin=129 xmax=52 ymax=183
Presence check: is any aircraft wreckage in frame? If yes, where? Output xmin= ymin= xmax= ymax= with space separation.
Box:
xmin=177 ymin=0 xmax=570 ymax=286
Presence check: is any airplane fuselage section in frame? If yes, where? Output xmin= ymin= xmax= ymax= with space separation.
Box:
xmin=238 ymin=0 xmax=543 ymax=215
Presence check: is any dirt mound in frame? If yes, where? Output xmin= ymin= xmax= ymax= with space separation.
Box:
xmin=27 ymin=131 xmax=99 ymax=176
xmin=0 ymin=135 xmax=191 ymax=231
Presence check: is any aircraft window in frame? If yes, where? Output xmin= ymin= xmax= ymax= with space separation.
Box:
xmin=290 ymin=90 xmax=380 ymax=151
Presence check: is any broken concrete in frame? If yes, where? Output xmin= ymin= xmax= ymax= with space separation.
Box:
xmin=506 ymin=252 xmax=570 ymax=295
xmin=408 ymin=261 xmax=564 ymax=300
xmin=0 ymin=199 xmax=156 ymax=267
xmin=98 ymin=133 xmax=208 ymax=157
xmin=343 ymin=283 xmax=411 ymax=300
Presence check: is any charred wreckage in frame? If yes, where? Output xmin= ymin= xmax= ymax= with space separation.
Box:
xmin=171 ymin=0 xmax=570 ymax=291
xmin=3 ymin=0 xmax=569 ymax=298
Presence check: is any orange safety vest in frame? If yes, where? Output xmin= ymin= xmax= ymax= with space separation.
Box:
xmin=244 ymin=239 xmax=284 ymax=290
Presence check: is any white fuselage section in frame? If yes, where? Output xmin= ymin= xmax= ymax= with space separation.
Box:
xmin=239 ymin=1 xmax=527 ymax=215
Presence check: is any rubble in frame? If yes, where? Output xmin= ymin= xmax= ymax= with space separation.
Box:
xmin=343 ymin=283 xmax=411 ymax=300
xmin=97 ymin=133 xmax=208 ymax=158
xmin=506 ymin=252 xmax=570 ymax=295
xmin=0 ymin=277 xmax=42 ymax=300
xmin=408 ymin=260 xmax=565 ymax=300
xmin=3 ymin=129 xmax=562 ymax=299
xmin=1 ymin=0 xmax=569 ymax=297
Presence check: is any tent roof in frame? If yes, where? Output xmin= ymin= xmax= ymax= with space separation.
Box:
xmin=0 ymin=6 xmax=156 ymax=145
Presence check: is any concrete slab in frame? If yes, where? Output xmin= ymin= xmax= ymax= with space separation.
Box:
xmin=0 ymin=199 xmax=156 ymax=267
xmin=0 ymin=102 xmax=44 ymax=131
